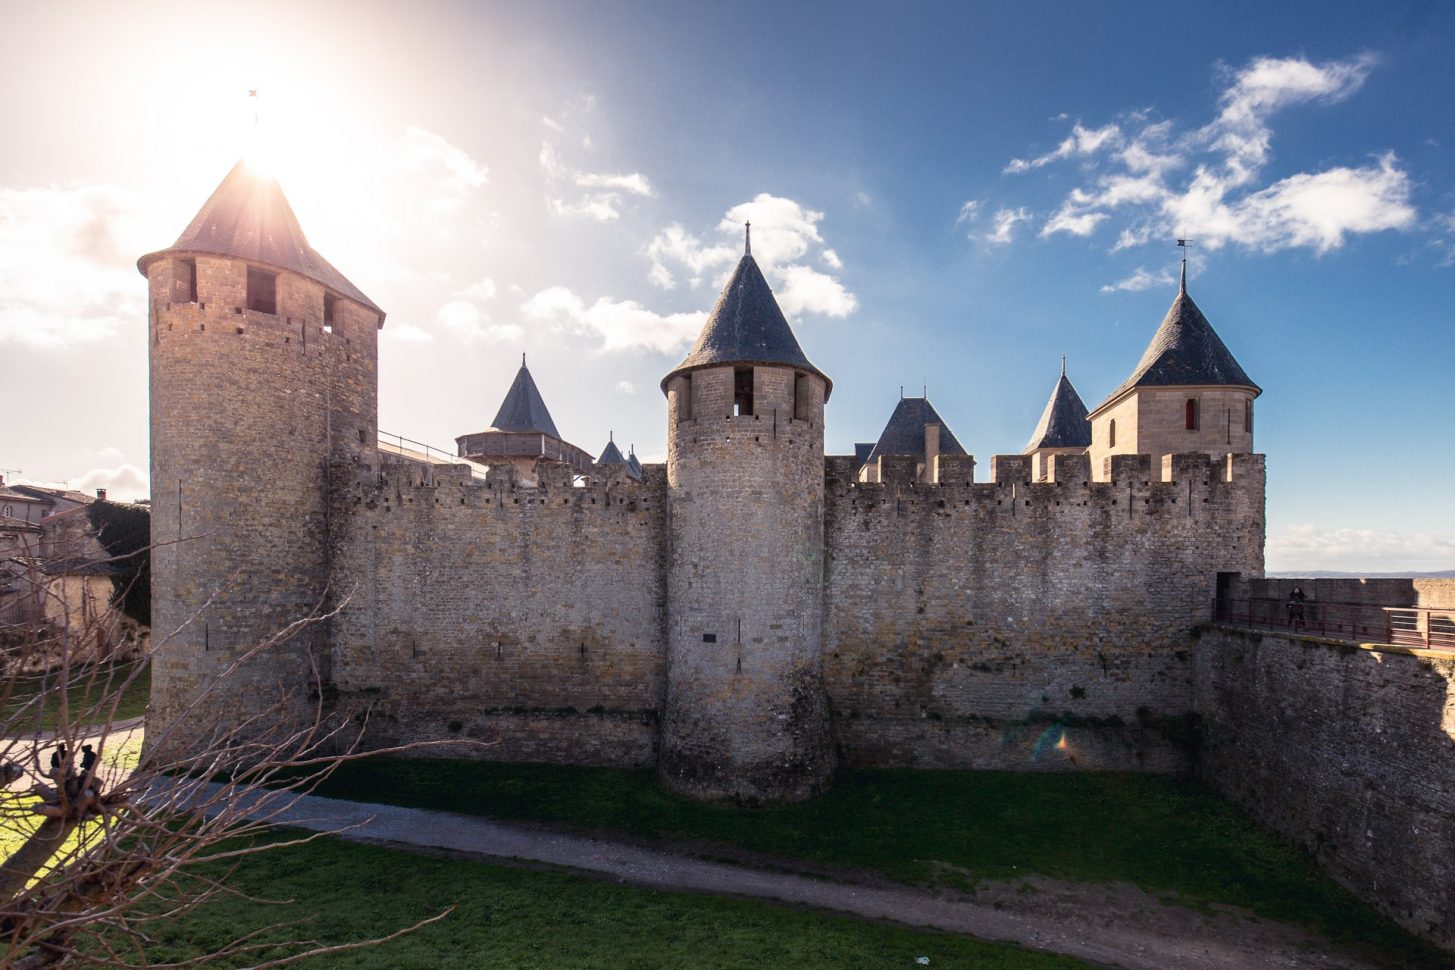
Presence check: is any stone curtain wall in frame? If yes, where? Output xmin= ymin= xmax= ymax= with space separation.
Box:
xmin=327 ymin=460 xmax=668 ymax=766
xmin=1196 ymin=627 xmax=1455 ymax=949
xmin=822 ymin=451 xmax=1265 ymax=771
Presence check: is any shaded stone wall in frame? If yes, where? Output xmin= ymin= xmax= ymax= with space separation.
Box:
xmin=659 ymin=365 xmax=836 ymax=802
xmin=1196 ymin=627 xmax=1455 ymax=950
xmin=147 ymin=255 xmax=379 ymax=742
xmin=822 ymin=451 xmax=1266 ymax=771
xmin=327 ymin=461 xmax=668 ymax=767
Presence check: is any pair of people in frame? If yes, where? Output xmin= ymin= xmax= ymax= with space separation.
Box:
xmin=48 ymin=744 xmax=98 ymax=782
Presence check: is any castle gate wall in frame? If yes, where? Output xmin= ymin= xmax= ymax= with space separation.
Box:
xmin=326 ymin=461 xmax=668 ymax=766
xmin=1196 ymin=627 xmax=1455 ymax=950
xmin=822 ymin=451 xmax=1265 ymax=771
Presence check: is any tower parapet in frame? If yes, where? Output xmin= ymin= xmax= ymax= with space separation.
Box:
xmin=140 ymin=160 xmax=382 ymax=744
xmin=659 ymin=231 xmax=836 ymax=802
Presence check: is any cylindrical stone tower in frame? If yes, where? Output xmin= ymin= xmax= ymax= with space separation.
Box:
xmin=659 ymin=229 xmax=836 ymax=802
xmin=138 ymin=159 xmax=383 ymax=747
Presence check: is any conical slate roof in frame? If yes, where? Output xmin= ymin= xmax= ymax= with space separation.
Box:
xmin=1023 ymin=368 xmax=1091 ymax=452
xmin=865 ymin=397 xmax=967 ymax=464
xmin=137 ymin=159 xmax=382 ymax=318
xmin=626 ymin=446 xmax=643 ymax=480
xmin=661 ymin=233 xmax=830 ymax=397
xmin=1094 ymin=280 xmax=1258 ymax=414
xmin=596 ymin=437 xmax=626 ymax=465
xmin=489 ymin=360 xmax=561 ymax=438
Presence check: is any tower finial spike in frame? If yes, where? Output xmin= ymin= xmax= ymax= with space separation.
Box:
xmin=1061 ymin=354 xmax=1066 ymax=377
xmin=522 ymin=352 xmax=527 ymax=367
xmin=1176 ymin=237 xmax=1191 ymax=294
xmin=744 ymin=221 xmax=751 ymax=257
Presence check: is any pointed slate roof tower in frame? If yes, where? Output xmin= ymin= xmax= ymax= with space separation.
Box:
xmin=1092 ymin=265 xmax=1259 ymax=415
xmin=1023 ymin=360 xmax=1092 ymax=452
xmin=626 ymin=445 xmax=643 ymax=480
xmin=489 ymin=356 xmax=562 ymax=436
xmin=137 ymin=159 xmax=382 ymax=319
xmin=661 ymin=224 xmax=831 ymax=397
xmin=596 ymin=433 xmax=626 ymax=466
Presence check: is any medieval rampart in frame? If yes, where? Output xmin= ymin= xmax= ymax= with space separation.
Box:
xmin=1196 ymin=626 xmax=1455 ymax=948
xmin=327 ymin=459 xmax=668 ymax=766
xmin=822 ymin=450 xmax=1265 ymax=770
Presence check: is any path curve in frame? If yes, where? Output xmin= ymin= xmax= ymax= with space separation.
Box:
xmin=233 ymin=790 xmax=1384 ymax=970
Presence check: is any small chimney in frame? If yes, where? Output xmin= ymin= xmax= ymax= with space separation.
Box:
xmin=96 ymin=488 xmax=107 ymax=501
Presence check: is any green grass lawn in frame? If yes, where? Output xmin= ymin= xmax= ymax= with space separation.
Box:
xmin=143 ymin=834 xmax=1100 ymax=970
xmin=306 ymin=759 xmax=1451 ymax=967
xmin=1 ymin=661 xmax=150 ymax=733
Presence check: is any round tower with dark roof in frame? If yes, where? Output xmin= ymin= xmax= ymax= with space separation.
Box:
xmin=139 ymin=159 xmax=384 ymax=743
xmin=659 ymin=228 xmax=836 ymax=802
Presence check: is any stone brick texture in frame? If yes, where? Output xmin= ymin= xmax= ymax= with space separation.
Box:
xmin=660 ymin=366 xmax=836 ymax=803
xmin=823 ymin=450 xmax=1265 ymax=771
xmin=1196 ymin=626 xmax=1455 ymax=949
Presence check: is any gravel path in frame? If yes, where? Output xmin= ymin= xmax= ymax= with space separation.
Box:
xmin=226 ymin=789 xmax=1387 ymax=970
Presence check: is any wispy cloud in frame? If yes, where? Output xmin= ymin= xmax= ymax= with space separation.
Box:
xmin=432 ymin=276 xmax=519 ymax=342
xmin=519 ymin=286 xmax=704 ymax=354
xmin=955 ymin=199 xmax=980 ymax=228
xmin=540 ymin=142 xmax=654 ymax=222
xmin=1268 ymin=523 xmax=1455 ymax=574
xmin=1002 ymin=54 xmax=1416 ymax=257
xmin=1100 ymin=266 xmax=1178 ymax=293
xmin=401 ymin=127 xmax=488 ymax=213
xmin=985 ymin=207 xmax=1033 ymax=244
xmin=0 ymin=184 xmax=155 ymax=349
xmin=69 ymin=464 xmax=150 ymax=502
xmin=647 ymin=194 xmax=858 ymax=319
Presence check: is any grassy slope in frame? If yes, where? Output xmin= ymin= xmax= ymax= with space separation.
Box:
xmin=307 ymin=759 xmax=1451 ymax=967
xmin=1 ymin=662 xmax=150 ymax=732
xmin=145 ymin=835 xmax=1100 ymax=970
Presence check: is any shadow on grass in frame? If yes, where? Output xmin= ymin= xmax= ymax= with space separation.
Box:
xmin=302 ymin=759 xmax=1453 ymax=969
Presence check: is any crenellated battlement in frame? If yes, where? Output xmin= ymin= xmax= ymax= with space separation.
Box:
xmin=334 ymin=459 xmax=664 ymax=516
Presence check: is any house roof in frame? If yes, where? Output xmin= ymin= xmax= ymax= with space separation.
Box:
xmin=137 ymin=159 xmax=383 ymax=320
xmin=0 ymin=514 xmax=42 ymax=534
xmin=1093 ymin=278 xmax=1258 ymax=415
xmin=865 ymin=397 xmax=968 ymax=465
xmin=1023 ymin=368 xmax=1091 ymax=452
xmin=661 ymin=229 xmax=830 ymax=396
xmin=0 ymin=486 xmax=45 ymax=504
xmin=487 ymin=359 xmax=561 ymax=438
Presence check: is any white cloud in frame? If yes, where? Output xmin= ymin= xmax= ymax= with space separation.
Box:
xmin=0 ymin=183 xmax=155 ymax=349
xmin=1005 ymin=123 xmax=1122 ymax=174
xmin=1100 ymin=266 xmax=1178 ymax=293
xmin=1268 ymin=524 xmax=1455 ymax=574
xmin=1004 ymin=54 xmax=1416 ymax=256
xmin=955 ymin=200 xmax=980 ymax=227
xmin=520 ymin=286 xmax=704 ymax=354
xmin=401 ymin=127 xmax=488 ymax=213
xmin=615 ymin=380 xmax=635 ymax=394
xmin=435 ymin=299 xmax=522 ymax=343
xmin=540 ymin=143 xmax=653 ymax=222
xmin=645 ymin=194 xmax=858 ymax=321
xmin=70 ymin=465 xmax=150 ymax=502
xmin=986 ymin=206 xmax=1033 ymax=244
xmin=542 ymin=115 xmax=565 ymax=133
xmin=456 ymin=277 xmax=497 ymax=302
xmin=381 ymin=322 xmax=434 ymax=343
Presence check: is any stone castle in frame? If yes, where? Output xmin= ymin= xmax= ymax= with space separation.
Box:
xmin=142 ymin=161 xmax=1455 ymax=948
xmin=140 ymin=158 xmax=1267 ymax=803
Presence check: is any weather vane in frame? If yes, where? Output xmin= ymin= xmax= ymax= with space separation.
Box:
xmin=1176 ymin=237 xmax=1193 ymax=291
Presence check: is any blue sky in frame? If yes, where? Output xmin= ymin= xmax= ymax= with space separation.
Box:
xmin=2 ymin=0 xmax=1452 ymax=572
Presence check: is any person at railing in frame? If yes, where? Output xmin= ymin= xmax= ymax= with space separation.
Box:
xmin=1286 ymin=586 xmax=1307 ymax=632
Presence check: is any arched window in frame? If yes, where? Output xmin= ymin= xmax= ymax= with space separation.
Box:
xmin=1108 ymin=419 xmax=1116 ymax=447
xmin=1 ymin=505 xmax=10 ymax=518
xmin=1185 ymin=398 xmax=1199 ymax=431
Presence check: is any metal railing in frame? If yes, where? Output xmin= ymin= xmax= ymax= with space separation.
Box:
xmin=378 ymin=431 xmax=459 ymax=464
xmin=1214 ymin=597 xmax=1455 ymax=650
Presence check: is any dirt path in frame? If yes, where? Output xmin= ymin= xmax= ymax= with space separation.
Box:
xmin=227 ymin=789 xmax=1387 ymax=970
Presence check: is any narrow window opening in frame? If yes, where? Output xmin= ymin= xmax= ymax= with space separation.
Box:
xmin=323 ymin=294 xmax=338 ymax=330
xmin=180 ymin=258 xmax=197 ymax=304
xmin=358 ymin=429 xmax=367 ymax=444
xmin=1185 ymin=398 xmax=1200 ymax=431
xmin=246 ymin=267 xmax=277 ymax=314
xmin=1244 ymin=399 xmax=1253 ymax=434
xmin=733 ymin=367 xmax=754 ymax=417
xmin=1108 ymin=419 xmax=1117 ymax=448
xmin=680 ymin=374 xmax=693 ymax=423
xmin=794 ymin=373 xmax=811 ymax=420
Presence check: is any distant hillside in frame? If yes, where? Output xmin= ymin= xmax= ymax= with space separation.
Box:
xmin=1267 ymin=570 xmax=1455 ymax=579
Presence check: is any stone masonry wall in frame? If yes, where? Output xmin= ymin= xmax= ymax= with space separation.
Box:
xmin=823 ymin=450 xmax=1266 ymax=771
xmin=327 ymin=460 xmax=668 ymax=767
xmin=1196 ymin=627 xmax=1455 ymax=949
